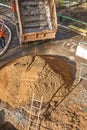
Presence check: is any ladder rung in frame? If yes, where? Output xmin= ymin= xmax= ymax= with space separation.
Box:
xmin=22 ymin=107 xmax=39 ymax=117
xmin=29 ymin=126 xmax=36 ymax=130
xmin=28 ymin=94 xmax=43 ymax=130
xmin=32 ymin=106 xmax=39 ymax=110
xmin=34 ymin=99 xmax=41 ymax=103
xmin=31 ymin=112 xmax=39 ymax=117
xmin=30 ymin=119 xmax=37 ymax=124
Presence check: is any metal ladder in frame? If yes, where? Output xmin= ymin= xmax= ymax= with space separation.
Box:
xmin=28 ymin=93 xmax=43 ymax=130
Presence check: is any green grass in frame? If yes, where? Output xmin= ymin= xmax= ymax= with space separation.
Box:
xmin=56 ymin=0 xmax=64 ymax=7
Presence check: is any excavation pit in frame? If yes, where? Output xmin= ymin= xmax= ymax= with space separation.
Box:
xmin=0 ymin=55 xmax=76 ymax=130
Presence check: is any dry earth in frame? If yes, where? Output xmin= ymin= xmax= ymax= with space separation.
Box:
xmin=0 ymin=55 xmax=87 ymax=130
xmin=0 ymin=55 xmax=74 ymax=108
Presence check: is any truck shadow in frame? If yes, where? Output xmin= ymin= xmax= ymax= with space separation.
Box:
xmin=55 ymin=25 xmax=79 ymax=41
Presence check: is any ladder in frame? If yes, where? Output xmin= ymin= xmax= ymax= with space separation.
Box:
xmin=28 ymin=93 xmax=43 ymax=130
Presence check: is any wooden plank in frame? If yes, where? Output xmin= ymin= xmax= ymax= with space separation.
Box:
xmin=24 ymin=27 xmax=49 ymax=33
xmin=22 ymin=15 xmax=47 ymax=22
xmin=22 ymin=32 xmax=55 ymax=42
xmin=49 ymin=0 xmax=57 ymax=31
xmin=68 ymin=25 xmax=87 ymax=33
xmin=15 ymin=0 xmax=23 ymax=36
xmin=44 ymin=0 xmax=52 ymax=30
xmin=21 ymin=4 xmax=44 ymax=10
xmin=21 ymin=8 xmax=46 ymax=16
xmin=21 ymin=1 xmax=44 ymax=6
xmin=21 ymin=12 xmax=29 ymax=16
xmin=23 ymin=21 xmax=48 ymax=28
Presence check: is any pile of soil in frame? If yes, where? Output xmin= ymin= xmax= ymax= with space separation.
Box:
xmin=0 ymin=55 xmax=87 ymax=130
xmin=0 ymin=55 xmax=77 ymax=130
xmin=0 ymin=55 xmax=74 ymax=108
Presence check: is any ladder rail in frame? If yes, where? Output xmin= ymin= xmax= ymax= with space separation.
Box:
xmin=28 ymin=93 xmax=34 ymax=130
xmin=36 ymin=96 xmax=43 ymax=130
xmin=28 ymin=94 xmax=43 ymax=130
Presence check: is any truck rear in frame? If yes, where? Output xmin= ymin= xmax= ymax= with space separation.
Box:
xmin=15 ymin=0 xmax=57 ymax=44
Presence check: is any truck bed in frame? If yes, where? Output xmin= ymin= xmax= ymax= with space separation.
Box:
xmin=16 ymin=0 xmax=57 ymax=43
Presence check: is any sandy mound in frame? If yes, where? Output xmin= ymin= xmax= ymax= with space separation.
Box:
xmin=0 ymin=55 xmax=75 ymax=108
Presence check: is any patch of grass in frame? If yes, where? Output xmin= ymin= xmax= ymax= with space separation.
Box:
xmin=56 ymin=0 xmax=64 ymax=7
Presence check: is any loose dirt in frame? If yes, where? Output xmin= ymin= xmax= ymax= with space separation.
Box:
xmin=0 ymin=55 xmax=78 ymax=130
xmin=0 ymin=55 xmax=74 ymax=108
xmin=40 ymin=103 xmax=87 ymax=130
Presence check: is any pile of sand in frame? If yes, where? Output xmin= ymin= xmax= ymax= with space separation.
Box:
xmin=0 ymin=55 xmax=74 ymax=108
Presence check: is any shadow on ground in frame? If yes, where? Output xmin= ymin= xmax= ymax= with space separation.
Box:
xmin=0 ymin=109 xmax=18 ymax=130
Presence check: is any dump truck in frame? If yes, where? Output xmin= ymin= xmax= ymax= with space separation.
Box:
xmin=15 ymin=0 xmax=57 ymax=44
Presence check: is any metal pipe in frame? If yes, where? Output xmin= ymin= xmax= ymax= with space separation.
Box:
xmin=58 ymin=14 xmax=87 ymax=26
xmin=0 ymin=3 xmax=11 ymax=8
